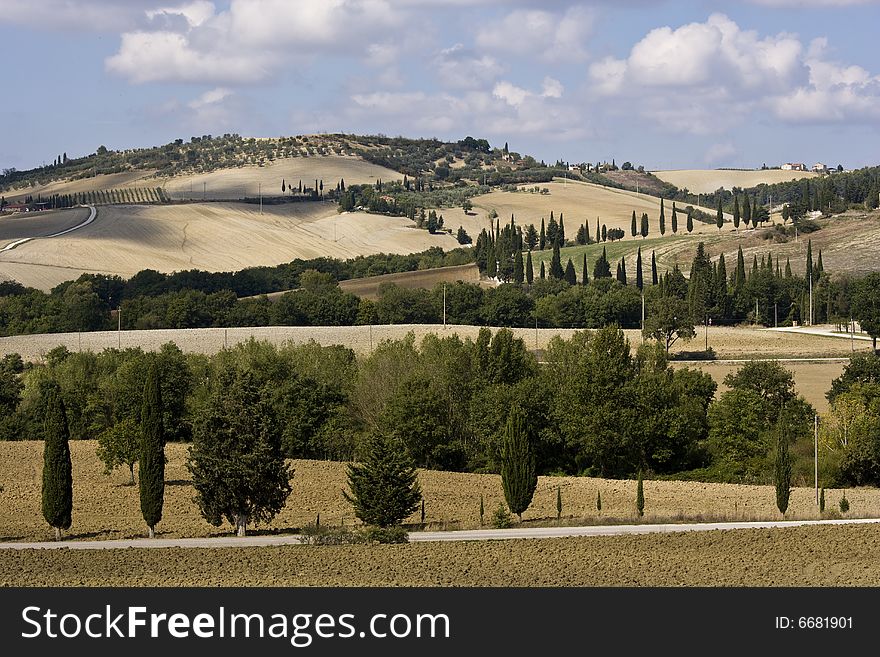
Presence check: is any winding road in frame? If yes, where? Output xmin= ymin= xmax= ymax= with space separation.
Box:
xmin=0 ymin=204 xmax=97 ymax=252
xmin=2 ymin=517 xmax=879 ymax=551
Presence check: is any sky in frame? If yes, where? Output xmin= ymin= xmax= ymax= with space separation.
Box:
xmin=2 ymin=0 xmax=879 ymax=172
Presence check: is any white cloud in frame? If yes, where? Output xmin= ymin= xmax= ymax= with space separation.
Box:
xmin=434 ymin=44 xmax=504 ymax=90
xmin=704 ymin=142 xmax=737 ymax=164
xmin=146 ymin=1 xmax=215 ymax=27
xmin=476 ymin=6 xmax=593 ymax=62
xmin=188 ymin=87 xmax=233 ymax=108
xmin=588 ymin=13 xmax=880 ymax=133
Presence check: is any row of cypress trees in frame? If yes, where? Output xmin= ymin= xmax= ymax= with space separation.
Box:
xmin=41 ymin=364 xmax=165 ymax=540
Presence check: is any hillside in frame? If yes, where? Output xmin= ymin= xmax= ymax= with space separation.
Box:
xmin=653 ymin=169 xmax=819 ymax=194
xmin=0 ymin=202 xmax=459 ymax=290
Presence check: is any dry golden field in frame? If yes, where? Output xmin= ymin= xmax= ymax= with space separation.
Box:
xmin=441 ymin=180 xmax=727 ymax=241
xmin=0 ymin=207 xmax=90 ymax=249
xmin=0 ymin=203 xmax=458 ymax=290
xmin=337 ymin=264 xmax=482 ymax=300
xmin=4 ymin=523 xmax=880 ymax=586
xmin=159 ymin=156 xmax=403 ymax=200
xmin=2 ymin=171 xmax=158 ymax=203
xmin=653 ymin=169 xmax=819 ymax=194
xmin=1 ymin=441 xmax=875 ymax=545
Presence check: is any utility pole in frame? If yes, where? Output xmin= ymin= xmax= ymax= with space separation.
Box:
xmin=814 ymin=414 xmax=819 ymax=505
xmin=809 ymin=269 xmax=813 ymax=326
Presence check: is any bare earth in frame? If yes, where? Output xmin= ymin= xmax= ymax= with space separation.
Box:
xmin=4 ymin=524 xmax=880 ymax=586
xmin=2 ymin=441 xmax=875 ymax=546
xmin=653 ymin=169 xmax=819 ymax=194
xmin=0 ymin=203 xmax=458 ymax=290
xmin=2 ymin=171 xmax=158 ymax=203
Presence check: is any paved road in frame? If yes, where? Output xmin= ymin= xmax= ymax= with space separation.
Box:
xmin=763 ymin=325 xmax=872 ymax=342
xmin=0 ymin=204 xmax=96 ymax=252
xmin=3 ymin=517 xmax=880 ymax=551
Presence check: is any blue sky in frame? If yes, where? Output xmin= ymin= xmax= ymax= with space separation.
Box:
xmin=2 ymin=0 xmax=879 ymax=172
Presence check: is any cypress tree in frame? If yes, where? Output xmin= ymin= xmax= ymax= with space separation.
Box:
xmin=743 ymin=194 xmax=752 ymax=227
xmin=596 ymin=490 xmax=602 ymax=513
xmin=556 ymin=485 xmax=562 ymax=521
xmin=593 ymin=247 xmax=611 ymax=279
xmin=716 ymin=197 xmax=724 ymax=231
xmin=584 ymin=221 xmax=591 ymax=244
xmin=733 ymin=195 xmax=740 ymax=231
xmin=659 ymin=198 xmax=666 ymax=235
xmin=558 ymin=214 xmax=565 ymax=244
xmin=785 ymin=257 xmax=792 ymax=278
xmin=817 ymin=249 xmax=824 ymax=277
xmin=596 ymin=217 xmax=600 ymax=245
xmin=735 ymin=246 xmax=746 ymax=290
xmin=619 ymin=257 xmax=627 ymax=285
xmin=615 ymin=261 xmax=622 ymax=281
xmin=602 ymin=224 xmax=607 ymax=242
xmin=775 ymin=424 xmax=792 ymax=516
xmin=526 ymin=251 xmax=534 ymax=285
xmin=651 ymin=251 xmax=658 ymax=285
xmin=480 ymin=494 xmax=485 ymax=525
xmin=840 ymin=492 xmax=849 ymax=514
xmin=819 ymin=487 xmax=825 ymax=513
xmin=540 ymin=261 xmax=546 ymax=279
xmin=550 ymin=241 xmax=563 ymax=279
xmin=539 ymin=218 xmax=546 ymax=250
xmin=564 ymin=258 xmax=577 ymax=285
xmin=636 ymin=248 xmax=644 ymax=290
xmin=140 ymin=362 xmax=165 ymax=538
xmin=636 ymin=471 xmax=644 ymax=517
xmin=42 ymin=382 xmax=72 ymax=541
xmin=513 ymin=248 xmax=524 ymax=284
xmin=806 ymin=239 xmax=814 ymax=284
xmin=687 ymin=208 xmax=694 ymax=233
xmin=631 ymin=211 xmax=637 ymax=238
xmin=640 ymin=212 xmax=648 ymax=238
xmin=671 ymin=203 xmax=678 ymax=233
xmin=582 ymin=253 xmax=589 ymax=285
xmin=500 ymin=408 xmax=536 ymax=522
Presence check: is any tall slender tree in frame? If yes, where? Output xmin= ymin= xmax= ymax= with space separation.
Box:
xmin=631 ymin=211 xmax=637 ymax=238
xmin=640 ymin=213 xmax=649 ymax=239
xmin=513 ymin=249 xmax=524 ymax=284
xmin=525 ymin=251 xmax=534 ymax=285
xmin=582 ymin=253 xmax=589 ymax=285
xmin=636 ymin=247 xmax=644 ymax=290
xmin=550 ymin=241 xmax=564 ymax=279
xmin=716 ymin=197 xmax=724 ymax=231
xmin=671 ymin=203 xmax=678 ymax=233
xmin=687 ymin=207 xmax=694 ymax=233
xmin=651 ymin=251 xmax=658 ymax=286
xmin=42 ymin=383 xmax=73 ymax=542
xmin=775 ymin=422 xmax=792 ymax=516
xmin=539 ymin=218 xmax=546 ymax=250
xmin=564 ymin=258 xmax=577 ymax=286
xmin=540 ymin=261 xmax=546 ymax=279
xmin=659 ymin=199 xmax=666 ymax=235
xmin=500 ymin=408 xmax=536 ymax=522
xmin=140 ymin=361 xmax=165 ymax=538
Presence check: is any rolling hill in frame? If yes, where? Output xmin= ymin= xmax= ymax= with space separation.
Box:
xmin=653 ymin=169 xmax=819 ymax=194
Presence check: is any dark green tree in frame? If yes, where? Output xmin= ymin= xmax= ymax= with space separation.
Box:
xmin=671 ymin=203 xmax=678 ymax=233
xmin=556 ymin=485 xmax=562 ymax=520
xmin=564 ymin=258 xmax=577 ymax=286
xmin=539 ymin=218 xmax=546 ymax=250
xmin=344 ymin=431 xmax=422 ymax=528
xmin=733 ymin=195 xmax=741 ymax=231
xmin=636 ymin=248 xmax=644 ymax=290
xmin=659 ymin=199 xmax=666 ymax=235
xmin=687 ymin=208 xmax=694 ymax=233
xmin=593 ymin=247 xmax=612 ymax=279
xmin=540 ymin=261 xmax=546 ymax=279
xmin=640 ymin=212 xmax=648 ymax=238
xmin=550 ymin=241 xmax=564 ymax=279
xmin=596 ymin=490 xmax=602 ymax=513
xmin=41 ymin=382 xmax=72 ymax=541
xmin=636 ymin=471 xmax=644 ymax=517
xmin=525 ymin=251 xmax=534 ymax=285
xmin=513 ymin=249 xmax=524 ymax=284
xmin=188 ymin=368 xmax=293 ymax=537
xmin=716 ymin=197 xmax=724 ymax=231
xmin=631 ymin=211 xmax=637 ymax=238
xmin=582 ymin=253 xmax=589 ymax=285
xmin=852 ymin=272 xmax=880 ymax=351
xmin=651 ymin=251 xmax=658 ymax=285
xmin=500 ymin=407 xmax=536 ymax=522
xmin=775 ymin=422 xmax=792 ymax=515
xmin=139 ymin=362 xmax=165 ymax=538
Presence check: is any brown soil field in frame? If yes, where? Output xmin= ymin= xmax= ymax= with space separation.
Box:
xmin=653 ymin=169 xmax=819 ymax=194
xmin=0 ymin=207 xmax=90 ymax=249
xmin=4 ymin=523 xmax=880 ymax=586
xmin=0 ymin=203 xmax=457 ymax=290
xmin=2 ymin=171 xmax=157 ymax=203
xmin=159 ymin=156 xmax=403 ymax=200
xmin=1 ymin=441 xmax=875 ymax=545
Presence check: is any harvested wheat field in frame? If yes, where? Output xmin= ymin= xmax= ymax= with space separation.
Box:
xmin=0 ymin=203 xmax=457 ymax=290
xmin=160 ymin=156 xmax=403 ymax=200
xmin=0 ymin=323 xmax=868 ymax=363
xmin=2 ymin=170 xmax=157 ymax=203
xmin=338 ymin=264 xmax=482 ymax=300
xmin=440 ymin=180 xmax=727 ymax=240
xmin=0 ymin=207 xmax=90 ymax=249
xmin=653 ymin=169 xmax=818 ymax=194
xmin=1 ymin=441 xmax=877 ymax=545
xmin=4 ymin=523 xmax=880 ymax=586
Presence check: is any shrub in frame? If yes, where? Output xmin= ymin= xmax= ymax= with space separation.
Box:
xmin=492 ymin=503 xmax=513 ymax=529
xmin=365 ymin=525 xmax=409 ymax=544
xmin=839 ymin=492 xmax=849 ymax=514
xmin=636 ymin=472 xmax=645 ymax=517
